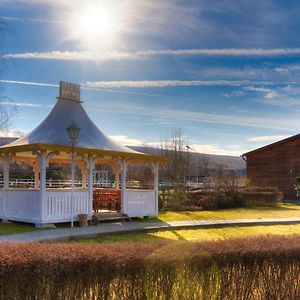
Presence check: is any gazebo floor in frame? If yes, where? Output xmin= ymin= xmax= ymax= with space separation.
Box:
xmin=92 ymin=211 xmax=130 ymax=223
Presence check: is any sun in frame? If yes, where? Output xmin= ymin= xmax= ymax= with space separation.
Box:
xmin=67 ymin=2 xmax=124 ymax=49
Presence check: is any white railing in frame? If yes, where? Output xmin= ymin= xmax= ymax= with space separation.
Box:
xmin=123 ymin=190 xmax=156 ymax=217
xmin=0 ymin=179 xmax=151 ymax=189
xmin=45 ymin=190 xmax=90 ymax=222
xmin=0 ymin=188 xmax=156 ymax=223
xmin=4 ymin=189 xmax=40 ymax=222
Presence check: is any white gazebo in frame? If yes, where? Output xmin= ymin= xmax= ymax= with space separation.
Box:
xmin=0 ymin=81 xmax=165 ymax=227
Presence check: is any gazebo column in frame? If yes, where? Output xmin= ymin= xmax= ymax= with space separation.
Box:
xmin=120 ymin=159 xmax=128 ymax=214
xmin=78 ymin=162 xmax=87 ymax=188
xmin=35 ymin=150 xmax=58 ymax=227
xmin=2 ymin=154 xmax=13 ymax=222
xmin=87 ymin=155 xmax=95 ymax=218
xmin=37 ymin=151 xmax=47 ymax=226
xmin=112 ymin=163 xmax=120 ymax=189
xmin=32 ymin=160 xmax=40 ymax=189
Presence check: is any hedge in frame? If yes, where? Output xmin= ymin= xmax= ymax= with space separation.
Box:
xmin=1 ymin=235 xmax=300 ymax=299
xmin=186 ymin=186 xmax=283 ymax=210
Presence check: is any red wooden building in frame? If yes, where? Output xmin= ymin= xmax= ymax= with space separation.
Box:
xmin=243 ymin=134 xmax=300 ymax=199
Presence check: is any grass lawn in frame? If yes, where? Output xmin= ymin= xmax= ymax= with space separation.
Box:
xmin=0 ymin=222 xmax=37 ymax=235
xmin=73 ymin=223 xmax=300 ymax=244
xmin=142 ymin=203 xmax=300 ymax=222
xmin=1 ymin=203 xmax=300 ymax=236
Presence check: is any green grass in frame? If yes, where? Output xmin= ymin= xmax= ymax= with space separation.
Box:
xmin=141 ymin=203 xmax=300 ymax=222
xmin=73 ymin=223 xmax=300 ymax=244
xmin=0 ymin=222 xmax=37 ymax=235
xmin=1 ymin=203 xmax=299 ymax=236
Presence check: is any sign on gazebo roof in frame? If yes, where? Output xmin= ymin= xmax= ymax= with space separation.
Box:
xmin=59 ymin=81 xmax=80 ymax=102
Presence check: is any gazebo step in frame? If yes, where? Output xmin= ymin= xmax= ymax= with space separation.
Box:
xmin=92 ymin=212 xmax=130 ymax=223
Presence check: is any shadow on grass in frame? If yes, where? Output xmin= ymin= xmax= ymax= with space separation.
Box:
xmin=70 ymin=229 xmax=188 ymax=244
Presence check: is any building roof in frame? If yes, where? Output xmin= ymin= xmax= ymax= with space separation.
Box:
xmin=243 ymin=134 xmax=299 ymax=157
xmin=0 ymin=83 xmax=165 ymax=162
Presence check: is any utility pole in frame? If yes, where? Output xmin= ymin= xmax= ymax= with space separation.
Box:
xmin=186 ymin=145 xmax=199 ymax=185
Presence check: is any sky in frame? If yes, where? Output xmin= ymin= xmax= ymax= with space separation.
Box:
xmin=1 ymin=0 xmax=300 ymax=156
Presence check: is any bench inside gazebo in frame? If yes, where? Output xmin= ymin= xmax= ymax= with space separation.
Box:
xmin=0 ymin=81 xmax=165 ymax=227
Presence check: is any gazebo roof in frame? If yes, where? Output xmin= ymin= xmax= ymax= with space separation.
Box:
xmin=0 ymin=82 xmax=165 ymax=162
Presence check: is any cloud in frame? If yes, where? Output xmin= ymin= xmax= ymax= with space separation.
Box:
xmin=4 ymin=48 xmax=300 ymax=62
xmin=109 ymin=136 xmax=244 ymax=156
xmin=275 ymin=65 xmax=300 ymax=74
xmin=0 ymin=79 xmax=58 ymax=88
xmin=85 ymin=80 xmax=279 ymax=88
xmin=109 ymin=135 xmax=144 ymax=146
xmin=98 ymin=101 xmax=298 ymax=131
xmin=139 ymin=48 xmax=300 ymax=56
xmin=109 ymin=135 xmax=161 ymax=148
xmin=0 ymin=80 xmax=162 ymax=97
xmin=0 ymin=129 xmax=25 ymax=138
xmin=246 ymin=84 xmax=300 ymax=107
xmin=223 ymin=90 xmax=245 ymax=98
xmin=1 ymin=16 xmax=64 ymax=24
xmin=229 ymin=106 xmax=247 ymax=114
xmin=189 ymin=143 xmax=247 ymax=156
xmin=245 ymin=86 xmax=279 ymax=99
xmin=0 ymin=0 xmax=70 ymax=5
xmin=1 ymin=100 xmax=53 ymax=108
xmin=2 ymin=51 xmax=137 ymax=61
xmin=1 ymin=78 xmax=285 ymax=90
xmin=2 ymin=80 xmax=299 ymax=131
xmin=247 ymin=135 xmax=290 ymax=142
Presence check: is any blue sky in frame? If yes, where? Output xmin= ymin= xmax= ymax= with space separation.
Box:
xmin=1 ymin=0 xmax=300 ymax=156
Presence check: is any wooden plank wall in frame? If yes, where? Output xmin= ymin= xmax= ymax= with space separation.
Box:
xmin=246 ymin=138 xmax=300 ymax=199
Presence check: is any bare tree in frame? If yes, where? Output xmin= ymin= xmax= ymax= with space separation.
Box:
xmin=201 ymin=155 xmax=210 ymax=177
xmin=0 ymin=18 xmax=17 ymax=133
xmin=161 ymin=128 xmax=190 ymax=187
xmin=214 ymin=163 xmax=241 ymax=188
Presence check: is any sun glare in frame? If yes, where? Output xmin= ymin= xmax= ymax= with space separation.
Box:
xmin=67 ymin=2 xmax=124 ymax=49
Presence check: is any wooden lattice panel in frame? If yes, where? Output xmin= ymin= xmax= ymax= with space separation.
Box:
xmin=93 ymin=189 xmax=121 ymax=212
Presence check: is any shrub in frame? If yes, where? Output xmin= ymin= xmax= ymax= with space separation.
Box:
xmin=160 ymin=187 xmax=188 ymax=211
xmin=0 ymin=242 xmax=160 ymax=300
xmin=185 ymin=186 xmax=282 ymax=210
xmin=186 ymin=189 xmax=238 ymax=210
xmin=2 ymin=235 xmax=300 ymax=299
xmin=239 ymin=186 xmax=283 ymax=207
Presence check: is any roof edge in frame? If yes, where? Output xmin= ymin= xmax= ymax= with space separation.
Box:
xmin=0 ymin=143 xmax=168 ymax=162
xmin=243 ymin=133 xmax=299 ymax=157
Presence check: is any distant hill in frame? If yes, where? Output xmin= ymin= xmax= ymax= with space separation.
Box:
xmin=0 ymin=137 xmax=245 ymax=171
xmin=128 ymin=146 xmax=246 ymax=171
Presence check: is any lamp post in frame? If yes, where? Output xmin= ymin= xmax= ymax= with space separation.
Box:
xmin=67 ymin=122 xmax=81 ymax=227
xmin=186 ymin=145 xmax=199 ymax=186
